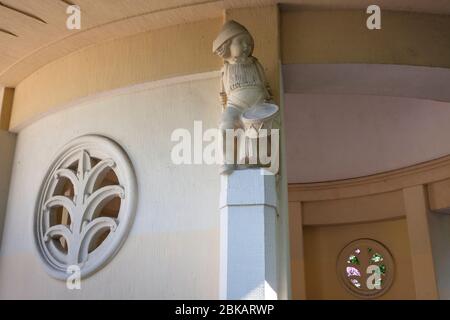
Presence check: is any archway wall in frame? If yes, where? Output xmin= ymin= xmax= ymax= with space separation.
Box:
xmin=8 ymin=18 xmax=223 ymax=131
xmin=6 ymin=7 xmax=450 ymax=132
xmin=281 ymin=7 xmax=450 ymax=300
xmin=281 ymin=9 xmax=450 ymax=67
xmin=289 ymin=156 xmax=450 ymax=299
xmin=281 ymin=9 xmax=450 ymax=184
xmin=285 ymin=91 xmax=450 ymax=183
xmin=0 ymin=74 xmax=222 ymax=299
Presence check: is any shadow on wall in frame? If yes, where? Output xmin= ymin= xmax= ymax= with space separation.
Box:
xmin=0 ymin=131 xmax=16 ymax=248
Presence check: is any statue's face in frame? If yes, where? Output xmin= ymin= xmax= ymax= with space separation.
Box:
xmin=229 ymin=33 xmax=252 ymax=59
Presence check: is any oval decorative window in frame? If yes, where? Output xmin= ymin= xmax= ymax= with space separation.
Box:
xmin=337 ymin=239 xmax=395 ymax=298
xmin=34 ymin=135 xmax=137 ymax=280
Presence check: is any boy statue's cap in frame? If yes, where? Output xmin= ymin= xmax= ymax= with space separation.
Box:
xmin=212 ymin=20 xmax=250 ymax=53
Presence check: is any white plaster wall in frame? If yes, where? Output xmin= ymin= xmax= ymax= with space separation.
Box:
xmin=0 ymin=75 xmax=221 ymax=299
xmin=285 ymin=93 xmax=450 ymax=183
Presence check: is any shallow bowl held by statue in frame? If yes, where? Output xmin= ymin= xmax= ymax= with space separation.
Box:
xmin=241 ymin=102 xmax=279 ymax=138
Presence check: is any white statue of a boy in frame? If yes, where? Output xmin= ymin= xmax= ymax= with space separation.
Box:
xmin=213 ymin=20 xmax=273 ymax=174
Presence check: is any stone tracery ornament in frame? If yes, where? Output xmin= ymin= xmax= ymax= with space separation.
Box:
xmin=34 ymin=135 xmax=137 ymax=280
xmin=213 ymin=20 xmax=279 ymax=175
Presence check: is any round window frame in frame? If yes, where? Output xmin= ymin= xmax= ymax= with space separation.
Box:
xmin=34 ymin=135 xmax=138 ymax=280
xmin=336 ymin=238 xmax=395 ymax=299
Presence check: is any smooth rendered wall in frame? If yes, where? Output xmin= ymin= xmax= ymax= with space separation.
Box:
xmin=285 ymin=93 xmax=450 ymax=183
xmin=9 ymin=18 xmax=222 ymax=131
xmin=281 ymin=10 xmax=450 ymax=67
xmin=0 ymin=75 xmax=221 ymax=299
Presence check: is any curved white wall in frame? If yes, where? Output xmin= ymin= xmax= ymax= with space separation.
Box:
xmin=285 ymin=93 xmax=450 ymax=183
xmin=0 ymin=74 xmax=221 ymax=299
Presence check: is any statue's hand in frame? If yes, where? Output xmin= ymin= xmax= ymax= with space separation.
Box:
xmin=264 ymin=95 xmax=275 ymax=104
xmin=264 ymin=85 xmax=274 ymax=103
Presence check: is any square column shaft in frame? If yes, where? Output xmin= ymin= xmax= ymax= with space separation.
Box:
xmin=219 ymin=168 xmax=278 ymax=299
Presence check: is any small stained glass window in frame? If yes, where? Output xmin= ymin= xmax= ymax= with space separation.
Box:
xmin=337 ymin=239 xmax=395 ymax=298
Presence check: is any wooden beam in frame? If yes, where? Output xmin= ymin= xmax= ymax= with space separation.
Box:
xmin=0 ymin=88 xmax=14 ymax=131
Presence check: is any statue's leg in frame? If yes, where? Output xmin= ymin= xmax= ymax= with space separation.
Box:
xmin=219 ymin=106 xmax=242 ymax=175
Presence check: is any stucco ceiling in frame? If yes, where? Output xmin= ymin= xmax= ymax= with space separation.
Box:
xmin=0 ymin=0 xmax=449 ymax=87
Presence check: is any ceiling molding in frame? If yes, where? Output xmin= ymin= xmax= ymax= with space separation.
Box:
xmin=288 ymin=154 xmax=450 ymax=201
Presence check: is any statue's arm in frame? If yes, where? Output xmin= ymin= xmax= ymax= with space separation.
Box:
xmin=255 ymin=59 xmax=273 ymax=102
xmin=219 ymin=66 xmax=227 ymax=109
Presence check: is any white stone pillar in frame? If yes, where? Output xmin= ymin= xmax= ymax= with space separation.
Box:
xmin=219 ymin=168 xmax=278 ymax=300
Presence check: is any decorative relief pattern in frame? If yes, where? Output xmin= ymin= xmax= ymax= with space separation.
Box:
xmin=337 ymin=239 xmax=395 ymax=299
xmin=34 ymin=135 xmax=137 ymax=280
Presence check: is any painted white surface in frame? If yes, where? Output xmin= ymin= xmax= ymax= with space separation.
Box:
xmin=285 ymin=93 xmax=450 ymax=183
xmin=220 ymin=169 xmax=277 ymax=299
xmin=0 ymin=75 xmax=221 ymax=299
xmin=0 ymin=131 xmax=16 ymax=247
xmin=283 ymin=64 xmax=450 ymax=103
